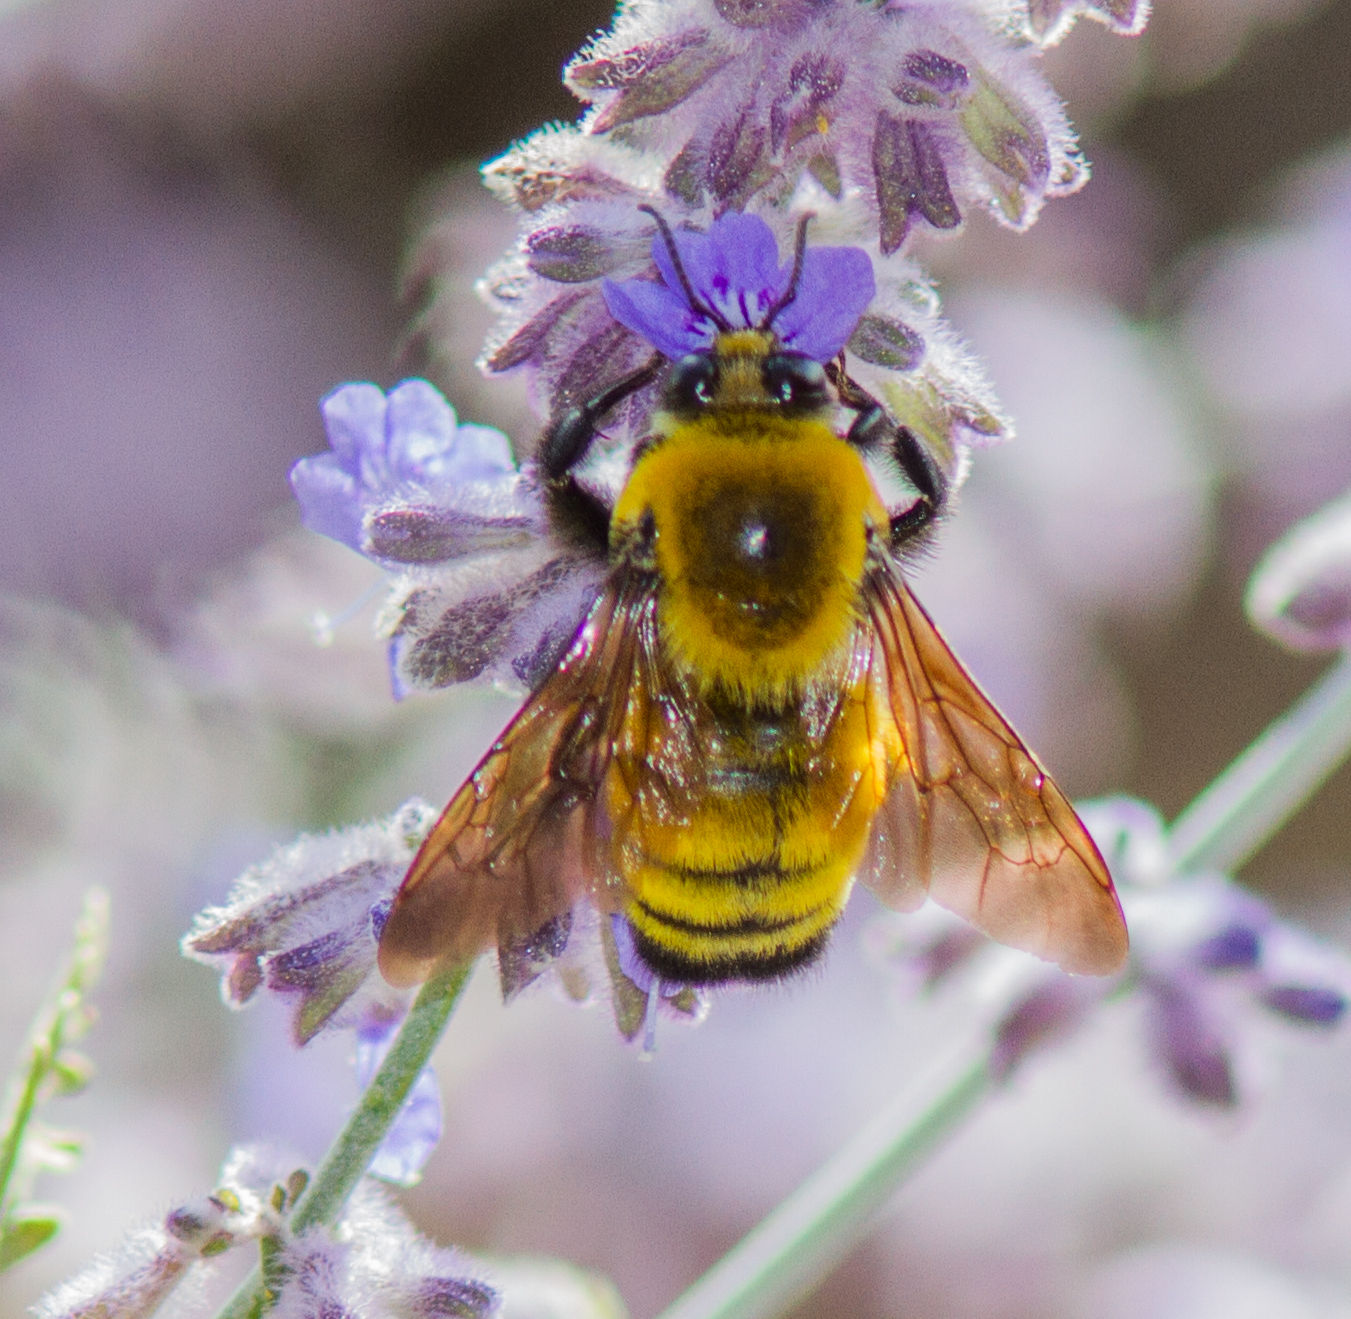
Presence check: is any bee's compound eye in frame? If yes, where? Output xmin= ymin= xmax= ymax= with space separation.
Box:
xmin=762 ymin=355 xmax=828 ymax=410
xmin=666 ymin=354 xmax=719 ymax=412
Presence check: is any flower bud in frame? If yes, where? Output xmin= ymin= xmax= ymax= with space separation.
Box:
xmin=1246 ymin=493 xmax=1351 ymax=653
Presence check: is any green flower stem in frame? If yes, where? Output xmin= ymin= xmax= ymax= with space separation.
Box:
xmin=0 ymin=888 xmax=108 ymax=1225
xmin=214 ymin=960 xmax=473 ymax=1319
xmin=652 ymin=1043 xmax=992 ymax=1319
xmin=0 ymin=1036 xmax=48 ymax=1228
xmin=1166 ymin=650 xmax=1351 ymax=875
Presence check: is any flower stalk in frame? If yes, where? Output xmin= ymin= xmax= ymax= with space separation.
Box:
xmin=0 ymin=888 xmax=107 ymax=1273
xmin=214 ymin=960 xmax=473 ymax=1319
xmin=1166 ymin=650 xmax=1351 ymax=876
xmin=652 ymin=1042 xmax=992 ymax=1319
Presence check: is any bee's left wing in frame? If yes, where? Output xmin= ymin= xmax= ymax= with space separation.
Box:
xmin=860 ymin=561 xmax=1128 ymax=975
xmin=378 ymin=572 xmax=658 ymax=988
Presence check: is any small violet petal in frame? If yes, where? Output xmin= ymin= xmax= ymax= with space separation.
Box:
xmin=289 ymin=380 xmax=517 ymax=560
xmin=772 ymin=244 xmax=875 ymax=362
xmin=321 ymin=383 xmax=390 ymax=474
xmin=355 ymin=1017 xmax=443 ymax=1187
xmin=604 ymin=212 xmax=872 ymax=361
xmin=289 ymin=455 xmax=365 ymax=552
xmin=1191 ymin=922 xmax=1262 ymax=972
xmin=663 ymin=211 xmax=783 ymax=329
xmin=602 ymin=276 xmax=711 ymax=359
xmin=1261 ymin=984 xmax=1347 ymax=1026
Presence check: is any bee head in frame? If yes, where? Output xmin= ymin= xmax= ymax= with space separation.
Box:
xmin=641 ymin=207 xmax=834 ymax=419
xmin=663 ymin=337 xmax=832 ymax=417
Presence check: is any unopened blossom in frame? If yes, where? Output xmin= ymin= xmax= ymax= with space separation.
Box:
xmin=184 ymin=813 xmax=453 ymax=1181
xmin=871 ymin=797 xmax=1348 ymax=1106
xmin=31 ymin=1224 xmax=196 ymax=1319
xmin=183 ymin=801 xmax=437 ymax=1045
xmin=185 ymin=797 xmax=703 ymax=1047
xmin=32 ymin=1146 xmax=303 ymax=1319
xmin=1023 ymin=0 xmax=1151 ymax=45
xmin=563 ymin=0 xmax=1088 ymax=249
xmin=270 ymin=1181 xmax=498 ymax=1319
xmin=1246 ymin=492 xmax=1351 ymax=653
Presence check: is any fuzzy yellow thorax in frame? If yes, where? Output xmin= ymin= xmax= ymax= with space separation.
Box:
xmin=613 ymin=414 xmax=887 ymax=702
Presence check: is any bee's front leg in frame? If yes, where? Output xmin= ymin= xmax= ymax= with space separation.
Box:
xmin=830 ymin=362 xmax=949 ymax=552
xmin=879 ymin=422 xmax=948 ymax=550
xmin=540 ymin=354 xmax=664 ymax=554
xmin=539 ymin=355 xmax=664 ymax=479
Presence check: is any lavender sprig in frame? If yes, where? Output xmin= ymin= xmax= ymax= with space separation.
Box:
xmin=213 ymin=960 xmax=475 ymax=1319
xmin=0 ymin=888 xmax=107 ymax=1273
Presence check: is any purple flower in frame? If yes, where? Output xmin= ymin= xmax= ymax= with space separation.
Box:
xmin=602 ymin=211 xmax=874 ymax=362
xmin=355 ymin=1011 xmax=443 ymax=1187
xmin=182 ymin=801 xmax=436 ymax=1046
xmin=1022 ymin=0 xmax=1151 ymax=46
xmin=287 ymin=376 xmax=597 ymax=699
xmin=290 ymin=380 xmax=537 ymax=565
xmin=34 ymin=1146 xmax=310 ymax=1319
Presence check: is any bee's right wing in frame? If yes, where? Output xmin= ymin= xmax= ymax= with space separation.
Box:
xmin=377 ymin=571 xmax=660 ymax=988
xmin=860 ymin=560 xmax=1128 ymax=976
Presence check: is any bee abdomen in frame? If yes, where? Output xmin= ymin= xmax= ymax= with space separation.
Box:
xmin=621 ymin=845 xmax=854 ymax=984
xmin=607 ymin=674 xmax=885 ymax=985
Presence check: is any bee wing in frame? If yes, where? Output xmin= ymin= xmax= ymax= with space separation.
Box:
xmin=861 ymin=563 xmax=1128 ymax=975
xmin=378 ymin=572 xmax=657 ymax=988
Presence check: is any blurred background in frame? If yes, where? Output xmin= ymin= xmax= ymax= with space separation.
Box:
xmin=4 ymin=0 xmax=1351 ymax=1315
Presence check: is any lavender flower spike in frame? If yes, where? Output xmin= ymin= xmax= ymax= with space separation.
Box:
xmin=602 ymin=211 xmax=875 ymax=363
xmin=182 ymin=800 xmax=436 ymax=1046
xmin=872 ymin=797 xmax=1350 ymax=1108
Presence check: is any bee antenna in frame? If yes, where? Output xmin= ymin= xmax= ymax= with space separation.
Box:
xmin=762 ymin=212 xmax=813 ymax=330
xmin=638 ymin=204 xmax=731 ymax=333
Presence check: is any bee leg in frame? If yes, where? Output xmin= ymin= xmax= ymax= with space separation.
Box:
xmin=539 ymin=355 xmax=664 ymax=479
xmin=541 ymin=354 xmax=664 ymax=554
xmin=832 ymin=364 xmax=949 ymax=551
xmin=884 ymin=423 xmax=948 ymax=550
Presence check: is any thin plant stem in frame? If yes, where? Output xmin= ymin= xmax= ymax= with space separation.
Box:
xmin=0 ymin=888 xmax=108 ymax=1221
xmin=1166 ymin=650 xmax=1351 ymax=875
xmin=0 ymin=1041 xmax=48 ymax=1227
xmin=652 ymin=1042 xmax=991 ymax=1319
xmin=214 ymin=960 xmax=473 ymax=1319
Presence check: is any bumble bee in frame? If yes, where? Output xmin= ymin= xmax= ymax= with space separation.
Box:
xmin=378 ymin=213 xmax=1128 ymax=991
